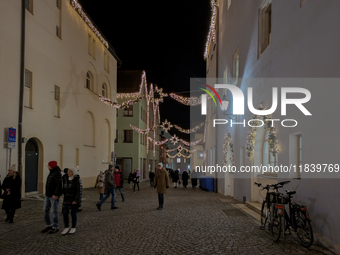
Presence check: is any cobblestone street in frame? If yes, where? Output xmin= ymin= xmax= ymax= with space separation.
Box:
xmin=0 ymin=181 xmax=332 ymax=255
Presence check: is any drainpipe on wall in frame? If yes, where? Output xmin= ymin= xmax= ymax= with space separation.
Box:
xmin=18 ymin=0 xmax=26 ymax=177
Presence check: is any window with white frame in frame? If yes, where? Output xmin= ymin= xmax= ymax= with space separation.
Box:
xmin=54 ymin=85 xmax=60 ymax=118
xmin=102 ymin=83 xmax=107 ymax=97
xmin=177 ymin=158 xmax=181 ymax=163
xmin=24 ymin=69 xmax=33 ymax=108
xmin=86 ymin=71 xmax=92 ymax=90
xmin=56 ymin=0 xmax=62 ymax=39
xmin=123 ymin=105 xmax=133 ymax=117
xmin=123 ymin=130 xmax=133 ymax=143
xmin=88 ymin=34 xmax=92 ymax=55
xmin=25 ymin=0 xmax=33 ymax=14
xmin=258 ymin=0 xmax=272 ymax=57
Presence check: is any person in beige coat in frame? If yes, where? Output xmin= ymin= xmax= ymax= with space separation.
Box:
xmin=154 ymin=163 xmax=169 ymax=210
xmin=95 ymin=170 xmax=105 ymax=201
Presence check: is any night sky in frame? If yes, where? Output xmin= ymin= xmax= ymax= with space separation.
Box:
xmin=78 ymin=0 xmax=211 ymax=134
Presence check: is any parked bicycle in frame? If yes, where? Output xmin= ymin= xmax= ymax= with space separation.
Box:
xmin=254 ymin=181 xmax=290 ymax=231
xmin=271 ymin=189 xmax=314 ymax=247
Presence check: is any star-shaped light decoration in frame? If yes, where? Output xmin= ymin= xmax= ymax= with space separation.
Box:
xmin=152 ymin=86 xmax=168 ymax=104
xmin=170 ymin=134 xmax=180 ymax=145
xmin=160 ymin=119 xmax=173 ymax=133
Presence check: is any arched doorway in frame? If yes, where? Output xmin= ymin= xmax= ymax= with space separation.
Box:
xmin=25 ymin=138 xmax=39 ymax=192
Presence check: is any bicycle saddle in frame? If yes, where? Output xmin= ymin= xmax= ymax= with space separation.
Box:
xmin=285 ymin=190 xmax=296 ymax=195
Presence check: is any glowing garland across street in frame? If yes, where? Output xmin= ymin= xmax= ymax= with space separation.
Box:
xmin=99 ymin=95 xmax=143 ymax=109
xmin=160 ymin=119 xmax=173 ymax=133
xmin=246 ymin=115 xmax=279 ymax=158
xmin=71 ymin=0 xmax=108 ymax=48
xmin=166 ymin=145 xmax=196 ymax=154
xmin=174 ymin=122 xmax=205 ymax=134
xmin=222 ymin=132 xmax=235 ymax=166
xmin=167 ymin=152 xmax=192 ymax=159
xmin=169 ymin=93 xmax=201 ymax=106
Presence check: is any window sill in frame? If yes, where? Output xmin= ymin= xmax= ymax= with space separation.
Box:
xmin=83 ymin=145 xmax=95 ymax=148
xmin=123 ymin=115 xmax=134 ymax=117
xmin=54 ymin=116 xmax=60 ymax=118
xmin=24 ymin=106 xmax=33 ymax=110
xmin=257 ymin=174 xmax=277 ymax=179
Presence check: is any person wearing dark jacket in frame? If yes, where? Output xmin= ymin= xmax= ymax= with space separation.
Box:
xmin=60 ymin=167 xmax=81 ymax=235
xmin=182 ymin=170 xmax=189 ymax=188
xmin=1 ymin=165 xmax=21 ymax=223
xmin=41 ymin=161 xmax=62 ymax=234
xmin=132 ymin=169 xmax=140 ymax=192
xmin=64 ymin=167 xmax=82 ymax=212
xmin=172 ymin=170 xmax=179 ymax=188
xmin=96 ymin=165 xmax=117 ymax=210
xmin=149 ymin=170 xmax=155 ymax=187
xmin=114 ymin=166 xmax=125 ymax=202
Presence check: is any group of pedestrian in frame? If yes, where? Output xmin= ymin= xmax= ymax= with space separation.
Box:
xmin=128 ymin=169 xmax=140 ymax=192
xmin=95 ymin=165 xmax=124 ymax=211
xmin=168 ymin=169 xmax=198 ymax=189
xmin=41 ymin=161 xmax=81 ymax=235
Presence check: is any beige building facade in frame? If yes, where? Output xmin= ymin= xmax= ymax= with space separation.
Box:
xmin=0 ymin=0 xmax=120 ymax=195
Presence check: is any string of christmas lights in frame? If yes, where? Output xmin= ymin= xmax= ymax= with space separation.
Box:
xmin=169 ymin=93 xmax=201 ymax=106
xmin=174 ymin=122 xmax=205 ymax=134
xmin=222 ymin=132 xmax=235 ymax=166
xmin=166 ymin=145 xmax=196 ymax=154
xmin=148 ymin=137 xmax=168 ymax=146
xmin=99 ymin=95 xmax=143 ymax=109
xmin=246 ymin=115 xmax=279 ymax=158
xmin=167 ymin=152 xmax=192 ymax=159
xmin=117 ymin=71 xmax=146 ymax=99
xmin=204 ymin=0 xmax=217 ymax=59
xmin=71 ymin=0 xmax=108 ymax=48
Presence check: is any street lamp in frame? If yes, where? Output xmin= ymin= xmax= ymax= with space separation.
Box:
xmin=221 ymin=94 xmax=236 ymax=119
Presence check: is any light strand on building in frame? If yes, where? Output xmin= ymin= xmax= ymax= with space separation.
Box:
xmin=222 ymin=132 xmax=235 ymax=166
xmin=70 ymin=0 xmax=109 ymax=48
xmin=204 ymin=0 xmax=217 ymax=59
xmin=117 ymin=71 xmax=146 ymax=99
xmin=166 ymin=145 xmax=196 ymax=154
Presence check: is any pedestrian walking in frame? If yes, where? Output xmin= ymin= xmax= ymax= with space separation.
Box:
xmin=74 ymin=167 xmax=83 ymax=212
xmin=128 ymin=173 xmax=133 ymax=190
xmin=191 ymin=170 xmax=198 ymax=188
xmin=182 ymin=170 xmax=189 ymax=188
xmin=41 ymin=161 xmax=62 ymax=234
xmin=154 ymin=163 xmax=169 ymax=210
xmin=172 ymin=169 xmax=179 ymax=188
xmin=132 ymin=169 xmax=140 ymax=192
xmin=114 ymin=166 xmax=125 ymax=202
xmin=1 ymin=165 xmax=21 ymax=223
xmin=149 ymin=169 xmax=155 ymax=187
xmin=96 ymin=165 xmax=118 ymax=211
xmin=95 ymin=170 xmax=105 ymax=201
xmin=60 ymin=167 xmax=81 ymax=235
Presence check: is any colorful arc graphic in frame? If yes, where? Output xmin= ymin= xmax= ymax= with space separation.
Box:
xmin=197 ymin=82 xmax=222 ymax=106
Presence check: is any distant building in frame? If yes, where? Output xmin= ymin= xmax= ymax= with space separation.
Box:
xmin=115 ymin=70 xmax=160 ymax=180
xmin=0 ymin=0 xmax=121 ymax=195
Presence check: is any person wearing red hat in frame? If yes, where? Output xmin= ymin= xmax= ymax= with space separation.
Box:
xmin=41 ymin=161 xmax=62 ymax=234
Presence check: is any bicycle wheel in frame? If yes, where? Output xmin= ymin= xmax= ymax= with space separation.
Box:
xmin=271 ymin=207 xmax=281 ymax=242
xmin=260 ymin=200 xmax=269 ymax=230
xmin=294 ymin=210 xmax=313 ymax=247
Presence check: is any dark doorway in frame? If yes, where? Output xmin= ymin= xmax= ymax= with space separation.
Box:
xmin=25 ymin=138 xmax=39 ymax=192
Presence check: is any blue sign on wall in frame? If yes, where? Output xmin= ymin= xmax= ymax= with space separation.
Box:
xmin=8 ymin=128 xmax=16 ymax=143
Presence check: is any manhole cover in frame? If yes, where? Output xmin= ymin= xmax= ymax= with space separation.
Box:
xmin=222 ymin=209 xmax=247 ymax=216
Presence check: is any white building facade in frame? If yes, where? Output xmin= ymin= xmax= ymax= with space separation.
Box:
xmin=204 ymin=0 xmax=340 ymax=252
xmin=0 ymin=0 xmax=120 ymax=194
